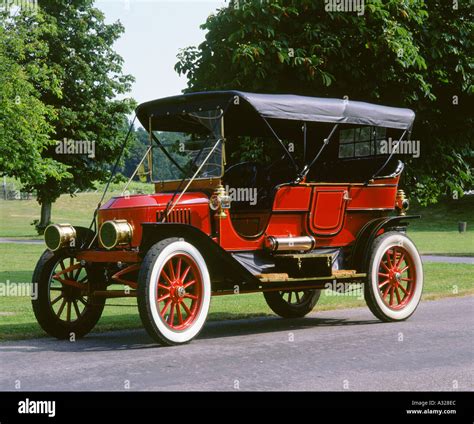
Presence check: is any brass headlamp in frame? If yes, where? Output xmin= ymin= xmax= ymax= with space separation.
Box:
xmin=44 ymin=224 xmax=77 ymax=251
xmin=99 ymin=220 xmax=133 ymax=249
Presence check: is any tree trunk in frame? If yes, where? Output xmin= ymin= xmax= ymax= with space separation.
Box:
xmin=39 ymin=201 xmax=52 ymax=230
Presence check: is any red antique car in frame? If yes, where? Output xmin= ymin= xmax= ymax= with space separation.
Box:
xmin=33 ymin=91 xmax=423 ymax=346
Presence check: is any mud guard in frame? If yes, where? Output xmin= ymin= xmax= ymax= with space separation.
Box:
xmin=350 ymin=215 xmax=421 ymax=272
xmin=139 ymin=223 xmax=261 ymax=291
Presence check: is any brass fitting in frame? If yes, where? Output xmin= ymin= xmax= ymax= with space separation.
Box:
xmin=210 ymin=184 xmax=230 ymax=219
xmin=395 ymin=189 xmax=409 ymax=216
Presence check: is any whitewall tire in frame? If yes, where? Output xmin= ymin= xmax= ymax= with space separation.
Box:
xmin=365 ymin=231 xmax=423 ymax=322
xmin=137 ymin=238 xmax=211 ymax=345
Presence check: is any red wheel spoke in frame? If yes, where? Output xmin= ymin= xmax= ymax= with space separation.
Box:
xmin=176 ymin=258 xmax=182 ymax=280
xmin=395 ymin=286 xmax=402 ymax=304
xmin=385 ymin=251 xmax=393 ymax=268
xmin=378 ymin=272 xmax=389 ymax=278
xmin=181 ymin=301 xmax=192 ymax=316
xmin=168 ymin=260 xmax=176 ymax=281
xmin=181 ymin=265 xmax=192 ymax=282
xmin=382 ymin=285 xmax=391 ymax=299
xmin=157 ymin=293 xmax=170 ymax=302
xmin=381 ymin=261 xmax=391 ymax=273
xmin=161 ymin=299 xmax=172 ymax=317
xmin=176 ymin=304 xmax=183 ymax=325
xmin=396 ymin=252 xmax=405 ymax=268
xmin=183 ymin=280 xmax=196 ymax=289
xmin=401 ymin=277 xmax=412 ymax=282
xmin=184 ymin=294 xmax=198 ymax=300
xmin=158 ymin=283 xmax=170 ymax=291
xmin=400 ymin=265 xmax=409 ymax=273
xmin=378 ymin=279 xmax=390 ymax=288
xmin=161 ymin=269 xmax=173 ymax=285
xmin=398 ymin=284 xmax=409 ymax=295
xmin=168 ymin=304 xmax=175 ymax=325
xmin=389 ymin=287 xmax=394 ymax=306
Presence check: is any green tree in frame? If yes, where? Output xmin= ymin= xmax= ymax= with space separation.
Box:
xmin=175 ymin=0 xmax=473 ymax=204
xmin=0 ymin=9 xmax=69 ymax=200
xmin=8 ymin=0 xmax=135 ymax=231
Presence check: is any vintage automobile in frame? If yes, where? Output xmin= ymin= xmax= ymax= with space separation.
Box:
xmin=33 ymin=91 xmax=423 ymax=346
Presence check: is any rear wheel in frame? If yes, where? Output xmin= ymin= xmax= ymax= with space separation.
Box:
xmin=365 ymin=231 xmax=423 ymax=322
xmin=32 ymin=250 xmax=106 ymax=339
xmin=263 ymin=289 xmax=321 ymax=318
xmin=137 ymin=238 xmax=211 ymax=346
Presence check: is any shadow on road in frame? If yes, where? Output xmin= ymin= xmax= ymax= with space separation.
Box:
xmin=0 ymin=314 xmax=380 ymax=353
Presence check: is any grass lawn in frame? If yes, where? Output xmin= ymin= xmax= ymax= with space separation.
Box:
xmin=0 ymin=243 xmax=472 ymax=341
xmin=408 ymin=195 xmax=474 ymax=256
xmin=0 ymin=181 xmax=153 ymax=238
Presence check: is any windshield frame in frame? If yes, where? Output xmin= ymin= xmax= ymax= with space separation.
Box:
xmin=148 ymin=111 xmax=225 ymax=184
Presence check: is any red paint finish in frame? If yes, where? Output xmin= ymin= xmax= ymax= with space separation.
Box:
xmin=98 ymin=193 xmax=212 ymax=248
xmin=347 ymin=186 xmax=397 ymax=210
xmin=310 ymin=187 xmax=347 ymax=236
xmin=92 ymin=179 xmax=399 ymax=254
xmin=272 ymin=186 xmax=311 ymax=211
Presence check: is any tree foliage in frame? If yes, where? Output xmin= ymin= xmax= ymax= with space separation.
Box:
xmin=0 ymin=10 xmax=68 ymax=192
xmin=175 ymin=0 xmax=473 ymax=204
xmin=1 ymin=0 xmax=135 ymax=230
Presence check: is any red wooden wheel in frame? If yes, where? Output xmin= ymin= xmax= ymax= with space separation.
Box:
xmin=137 ymin=238 xmax=211 ymax=345
xmin=156 ymin=253 xmax=203 ymax=331
xmin=377 ymin=246 xmax=417 ymax=310
xmin=365 ymin=232 xmax=423 ymax=322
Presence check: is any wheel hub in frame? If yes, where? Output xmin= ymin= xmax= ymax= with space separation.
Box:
xmin=176 ymin=286 xmax=186 ymax=298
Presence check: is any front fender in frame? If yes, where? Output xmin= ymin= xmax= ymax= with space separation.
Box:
xmin=139 ymin=223 xmax=260 ymax=290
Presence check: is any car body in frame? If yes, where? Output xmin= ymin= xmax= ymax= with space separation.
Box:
xmin=33 ymin=91 xmax=423 ymax=345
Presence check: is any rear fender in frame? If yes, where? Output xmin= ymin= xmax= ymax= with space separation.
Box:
xmin=350 ymin=215 xmax=421 ymax=272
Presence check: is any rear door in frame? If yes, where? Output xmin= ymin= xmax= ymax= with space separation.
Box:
xmin=309 ymin=186 xmax=348 ymax=236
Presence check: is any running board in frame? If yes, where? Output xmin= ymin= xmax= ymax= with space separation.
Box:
xmin=256 ymin=270 xmax=366 ymax=283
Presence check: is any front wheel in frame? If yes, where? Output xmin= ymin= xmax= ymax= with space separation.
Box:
xmin=32 ymin=250 xmax=106 ymax=339
xmin=137 ymin=238 xmax=211 ymax=346
xmin=263 ymin=289 xmax=321 ymax=318
xmin=365 ymin=231 xmax=423 ymax=322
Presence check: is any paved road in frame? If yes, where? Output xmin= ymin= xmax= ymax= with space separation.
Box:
xmin=422 ymin=255 xmax=474 ymax=264
xmin=0 ymin=296 xmax=473 ymax=391
xmin=0 ymin=238 xmax=43 ymax=244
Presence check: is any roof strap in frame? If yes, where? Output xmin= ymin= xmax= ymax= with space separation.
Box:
xmin=296 ymin=123 xmax=339 ymax=183
xmin=261 ymin=116 xmax=299 ymax=172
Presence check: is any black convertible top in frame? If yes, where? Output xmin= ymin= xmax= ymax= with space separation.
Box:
xmin=136 ymin=90 xmax=415 ymax=133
